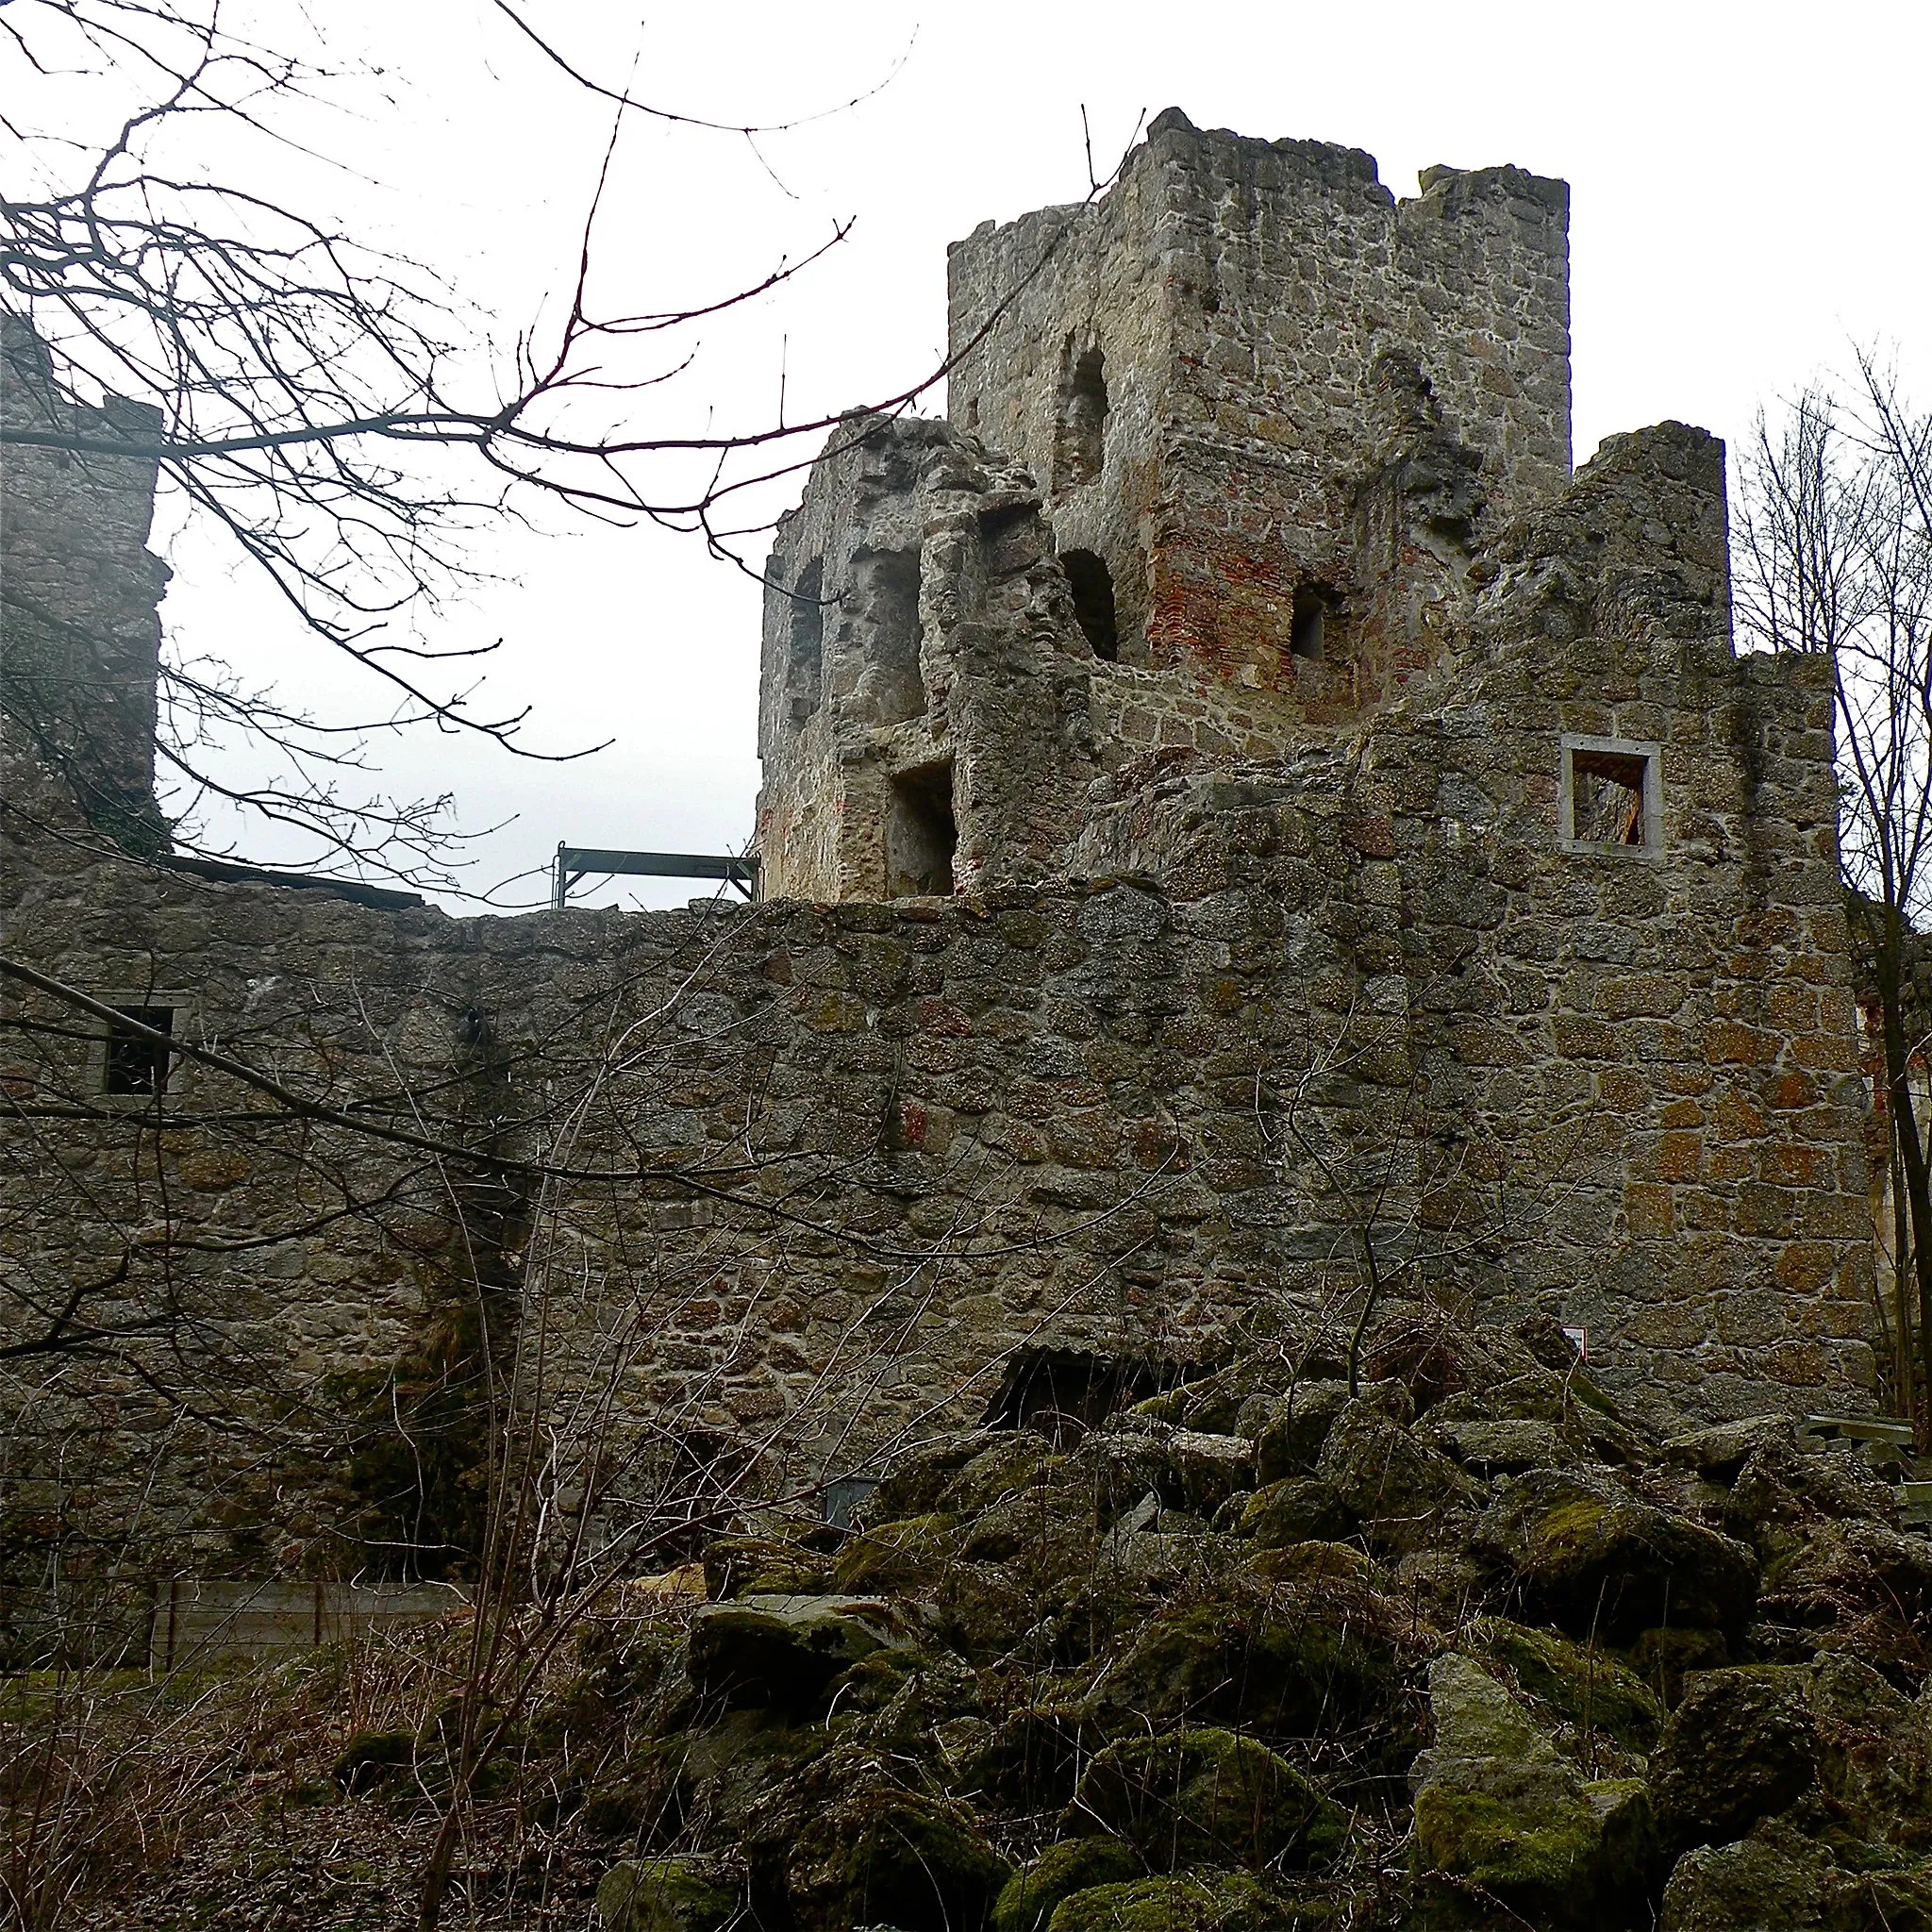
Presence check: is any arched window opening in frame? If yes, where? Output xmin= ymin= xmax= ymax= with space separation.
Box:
xmin=1291 ymin=585 xmax=1332 ymax=662
xmin=1062 ymin=550 xmax=1119 ymax=660
xmin=786 ymin=557 xmax=824 ymax=723
xmin=1053 ymin=341 xmax=1108 ymax=491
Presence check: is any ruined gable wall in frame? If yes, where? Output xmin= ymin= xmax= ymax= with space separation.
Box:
xmin=757 ymin=418 xmax=1103 ymax=902
xmin=947 ymin=111 xmax=1568 ymax=719
xmin=0 ymin=319 xmax=171 ymax=850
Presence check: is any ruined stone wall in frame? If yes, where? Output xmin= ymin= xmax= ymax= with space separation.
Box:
xmin=0 ymin=422 xmax=1879 ymax=1628
xmin=756 ymin=418 xmax=1103 ymax=902
xmin=947 ymin=109 xmax=1569 ymax=711
xmin=0 ymin=317 xmax=171 ymax=850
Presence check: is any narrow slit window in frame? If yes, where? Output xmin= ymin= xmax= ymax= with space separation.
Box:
xmin=886 ymin=762 xmax=958 ymax=898
xmin=1560 ymin=737 xmax=1661 ymax=856
xmin=1062 ymin=550 xmax=1119 ymax=660
xmin=1290 ymin=585 xmax=1330 ymax=661
xmin=103 ymin=1005 xmax=174 ymax=1095
xmin=787 ymin=557 xmax=824 ymax=723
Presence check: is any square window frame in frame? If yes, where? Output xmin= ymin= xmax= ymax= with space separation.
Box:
xmin=1557 ymin=734 xmax=1663 ymax=858
xmin=91 ymin=991 xmax=195 ymax=1107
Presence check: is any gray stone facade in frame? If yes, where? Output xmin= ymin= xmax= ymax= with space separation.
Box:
xmin=0 ymin=113 xmax=1881 ymax=1619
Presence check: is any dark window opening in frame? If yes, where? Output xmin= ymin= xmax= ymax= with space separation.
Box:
xmin=104 ymin=1006 xmax=174 ymax=1095
xmin=1291 ymin=585 xmax=1332 ymax=661
xmin=1062 ymin=550 xmax=1119 ymax=660
xmin=1570 ymin=748 xmax=1649 ymax=846
xmin=861 ymin=547 xmax=925 ymax=725
xmin=787 ymin=557 xmax=824 ymax=724
xmin=886 ymin=762 xmax=957 ymax=898
xmin=1053 ymin=341 xmax=1108 ymax=491
xmin=979 ymin=1349 xmax=1202 ymax=1448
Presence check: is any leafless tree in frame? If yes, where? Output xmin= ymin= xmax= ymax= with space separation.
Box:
xmin=1733 ymin=355 xmax=1932 ymax=1425
xmin=0 ymin=1 xmax=1126 ymax=886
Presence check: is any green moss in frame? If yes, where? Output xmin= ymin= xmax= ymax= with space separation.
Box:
xmin=1413 ymin=1780 xmax=1656 ymax=1929
xmin=702 ymin=1534 xmax=828 ymax=1600
xmin=993 ymin=1839 xmax=1140 ymax=1932
xmin=1046 ymin=1873 xmax=1303 ymax=1932
xmin=833 ymin=1512 xmax=961 ymax=1593
xmin=1413 ymin=1786 xmax=1598 ymax=1891
xmin=596 ymin=1856 xmax=737 ymax=1932
xmin=1476 ymin=1618 xmax=1663 ymax=1752
xmin=791 ymin=1786 xmax=1011 ymax=1932
xmin=1071 ymin=1728 xmax=1343 ymax=1871
xmin=1103 ymin=1596 xmax=1406 ymax=1747
xmin=1238 ymin=1479 xmax=1356 ymax=1548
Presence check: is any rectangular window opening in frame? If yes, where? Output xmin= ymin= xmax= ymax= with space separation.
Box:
xmin=1559 ymin=736 xmax=1661 ymax=856
xmin=103 ymin=1005 xmax=175 ymax=1095
xmin=886 ymin=762 xmax=957 ymax=898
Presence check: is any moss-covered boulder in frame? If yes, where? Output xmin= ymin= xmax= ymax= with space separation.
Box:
xmin=1657 ymin=1825 xmax=1841 ymax=1932
xmin=833 ymin=1512 xmax=961 ymax=1593
xmin=1474 ymin=1470 xmax=1758 ymax=1642
xmin=859 ymin=1429 xmax=1011 ymax=1525
xmin=596 ymin=1856 xmax=739 ymax=1932
xmin=702 ymin=1534 xmax=828 ymax=1601
xmin=1068 ymin=1728 xmax=1343 ymax=1870
xmin=1098 ymin=1586 xmax=1407 ymax=1744
xmin=1649 ymin=1667 xmax=1819 ymax=1855
xmin=1244 ymin=1378 xmax=1353 ymax=1480
xmin=1046 ymin=1872 xmax=1301 ymax=1932
xmin=1317 ymin=1403 xmax=1477 ymax=1547
xmin=686 ymin=1593 xmax=918 ymax=1717
xmin=785 ymin=1781 xmax=1011 ymax=1932
xmin=1411 ymin=1654 xmax=1657 ymax=1927
xmin=1238 ymin=1477 xmax=1357 ymax=1548
xmin=1475 ymin=1617 xmax=1664 ymax=1754
xmin=991 ymin=1838 xmax=1140 ymax=1932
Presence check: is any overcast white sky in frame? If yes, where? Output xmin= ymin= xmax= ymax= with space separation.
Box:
xmin=147 ymin=0 xmax=1932 ymax=909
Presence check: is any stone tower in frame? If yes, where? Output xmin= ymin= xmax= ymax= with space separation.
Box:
xmin=755 ymin=110 xmax=1571 ymax=903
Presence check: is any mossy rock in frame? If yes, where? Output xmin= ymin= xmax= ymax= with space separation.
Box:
xmin=862 ymin=1430 xmax=1009 ymax=1524
xmin=1238 ymin=1478 xmax=1357 ymax=1548
xmin=686 ymin=1593 xmax=917 ymax=1718
xmin=1046 ymin=1872 xmax=1307 ymax=1932
xmin=702 ymin=1534 xmax=828 ymax=1601
xmin=934 ymin=1560 xmax=1041 ymax=1661
xmin=786 ymin=1783 xmax=1011 ymax=1932
xmin=1100 ymin=1592 xmax=1407 ymax=1746
xmin=330 ymin=1728 xmax=414 ymax=1793
xmin=1244 ymin=1540 xmax=1382 ymax=1591
xmin=1476 ymin=1472 xmax=1758 ymax=1642
xmin=1413 ymin=1780 xmax=1655 ymax=1929
xmin=834 ymin=1512 xmax=961 ymax=1593
xmin=1649 ymin=1666 xmax=1818 ymax=1856
xmin=1248 ymin=1380 xmax=1355 ymax=1482
xmin=963 ymin=1486 xmax=1099 ymax=1574
xmin=1475 ymin=1617 xmax=1664 ymax=1753
xmin=1069 ymin=1728 xmax=1344 ymax=1871
xmin=939 ymin=1436 xmax=1050 ymax=1516
xmin=596 ymin=1856 xmax=737 ymax=1932
xmin=992 ymin=1838 xmax=1140 ymax=1932
xmin=971 ymin=1705 xmax=1099 ymax=1811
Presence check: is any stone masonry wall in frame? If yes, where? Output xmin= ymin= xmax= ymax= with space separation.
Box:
xmin=947 ymin=108 xmax=1569 ymax=713
xmin=0 ymin=317 xmax=170 ymax=849
xmin=1 ymin=428 xmax=1877 ymax=1624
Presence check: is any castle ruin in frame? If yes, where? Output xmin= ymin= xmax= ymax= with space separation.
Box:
xmin=0 ymin=111 xmax=1882 ymax=1627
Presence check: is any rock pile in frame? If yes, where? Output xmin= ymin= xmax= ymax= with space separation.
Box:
xmin=585 ymin=1316 xmax=1932 ymax=1931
